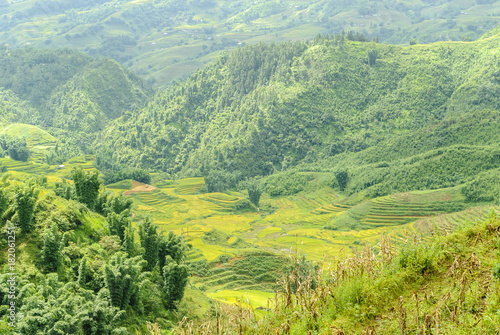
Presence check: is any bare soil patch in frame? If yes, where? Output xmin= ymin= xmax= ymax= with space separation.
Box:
xmin=123 ymin=180 xmax=157 ymax=195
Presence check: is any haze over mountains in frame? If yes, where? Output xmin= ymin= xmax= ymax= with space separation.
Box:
xmin=1 ymin=0 xmax=499 ymax=86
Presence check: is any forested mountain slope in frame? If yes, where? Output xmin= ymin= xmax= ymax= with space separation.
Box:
xmin=0 ymin=0 xmax=499 ymax=86
xmin=100 ymin=30 xmax=500 ymax=201
xmin=0 ymin=47 xmax=152 ymax=149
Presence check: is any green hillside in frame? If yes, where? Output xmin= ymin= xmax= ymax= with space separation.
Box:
xmin=0 ymin=123 xmax=57 ymax=162
xmin=177 ymin=208 xmax=500 ymax=334
xmin=0 ymin=47 xmax=153 ymax=155
xmin=0 ymin=0 xmax=499 ymax=86
xmin=0 ymin=89 xmax=40 ymax=126
xmin=0 ymin=6 xmax=499 ymax=335
xmin=100 ymin=30 xmax=500 ymax=205
xmin=0 ymin=152 xmax=498 ymax=334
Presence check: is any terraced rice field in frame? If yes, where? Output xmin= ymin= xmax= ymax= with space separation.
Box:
xmin=97 ymin=176 xmax=477 ymax=308
xmin=413 ymin=205 xmax=500 ymax=235
xmin=0 ymin=157 xmax=53 ymax=174
xmin=6 ymin=160 xmax=481 ymax=309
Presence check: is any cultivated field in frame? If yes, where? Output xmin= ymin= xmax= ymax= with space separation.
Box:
xmin=0 ymin=148 xmax=492 ymax=309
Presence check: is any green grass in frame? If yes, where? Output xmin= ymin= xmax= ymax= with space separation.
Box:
xmin=0 ymin=123 xmax=57 ymax=147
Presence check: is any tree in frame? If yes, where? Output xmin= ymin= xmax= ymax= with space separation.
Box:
xmin=0 ymin=188 xmax=8 ymax=222
xmin=107 ymin=211 xmax=130 ymax=241
xmin=7 ymin=140 xmax=30 ymax=161
xmin=367 ymin=49 xmax=378 ymax=67
xmin=0 ymin=135 xmax=30 ymax=162
xmin=54 ymin=180 xmax=76 ymax=200
xmin=72 ymin=167 xmax=101 ymax=210
xmin=81 ymin=298 xmax=126 ymax=335
xmin=123 ymin=221 xmax=135 ymax=256
xmin=104 ymin=253 xmax=145 ymax=310
xmin=11 ymin=183 xmax=39 ymax=232
xmin=204 ymin=169 xmax=239 ymax=192
xmin=247 ymin=180 xmax=262 ymax=211
xmin=158 ymin=231 xmax=187 ymax=275
xmin=78 ymin=256 xmax=88 ymax=287
xmin=139 ymin=217 xmax=159 ymax=271
xmin=105 ymin=194 xmax=133 ymax=215
xmin=335 ymin=170 xmax=349 ymax=191
xmin=93 ymin=191 xmax=109 ymax=215
xmin=163 ymin=256 xmax=189 ymax=310
xmin=41 ymin=226 xmax=61 ymax=273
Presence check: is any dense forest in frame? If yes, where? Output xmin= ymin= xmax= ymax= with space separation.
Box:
xmin=98 ymin=30 xmax=500 ymax=203
xmin=0 ymin=169 xmax=191 ymax=333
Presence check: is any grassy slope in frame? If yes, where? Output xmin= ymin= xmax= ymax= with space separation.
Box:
xmin=174 ymin=209 xmax=500 ymax=334
xmin=0 ymin=123 xmax=57 ymax=162
xmin=0 ymin=33 xmax=497 ymax=320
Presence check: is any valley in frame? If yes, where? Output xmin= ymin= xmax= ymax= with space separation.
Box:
xmin=0 ymin=4 xmax=499 ymax=332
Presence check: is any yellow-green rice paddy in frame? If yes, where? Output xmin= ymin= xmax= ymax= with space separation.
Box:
xmin=0 ymin=152 xmax=479 ymax=310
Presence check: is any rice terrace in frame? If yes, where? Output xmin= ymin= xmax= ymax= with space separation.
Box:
xmin=2 ymin=150 xmax=498 ymax=313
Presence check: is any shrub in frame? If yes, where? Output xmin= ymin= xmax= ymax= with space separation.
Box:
xmin=397 ymin=244 xmax=435 ymax=275
xmin=264 ymin=172 xmax=312 ymax=196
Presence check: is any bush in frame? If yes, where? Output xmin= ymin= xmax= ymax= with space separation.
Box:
xmin=461 ymin=169 xmax=500 ymax=203
xmin=232 ymin=198 xmax=253 ymax=211
xmin=397 ymin=244 xmax=435 ymax=275
xmin=203 ymin=169 xmax=240 ymax=192
xmin=264 ymin=172 xmax=312 ymax=196
xmin=103 ymin=168 xmax=150 ymax=184
xmin=0 ymin=134 xmax=30 ymax=162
